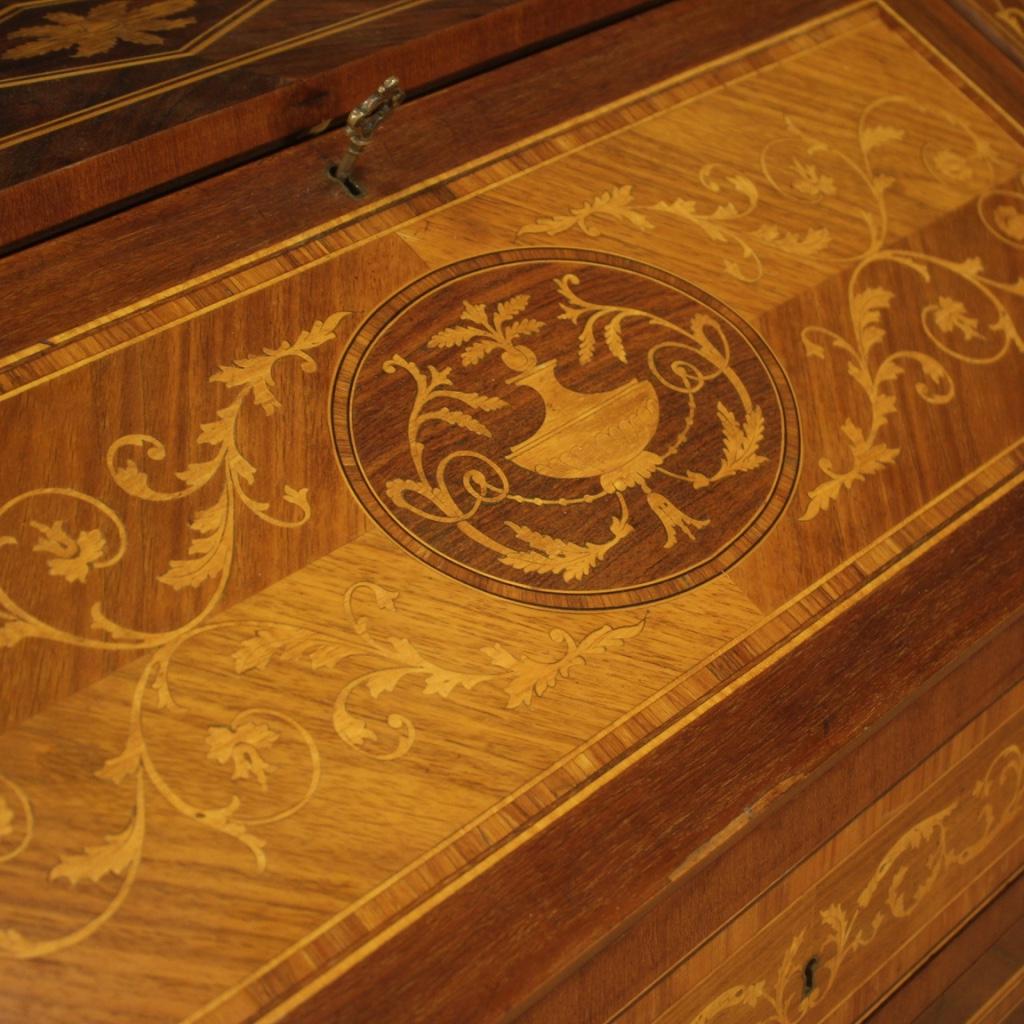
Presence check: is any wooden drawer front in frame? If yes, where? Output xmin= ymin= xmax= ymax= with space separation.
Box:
xmin=615 ymin=683 xmax=1024 ymax=1024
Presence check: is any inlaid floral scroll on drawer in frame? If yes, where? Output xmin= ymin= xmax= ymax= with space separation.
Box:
xmin=619 ymin=722 xmax=1024 ymax=1023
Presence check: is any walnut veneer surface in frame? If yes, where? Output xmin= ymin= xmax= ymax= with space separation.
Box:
xmin=952 ymin=0 xmax=1024 ymax=64
xmin=0 ymin=0 xmax=657 ymax=250
xmin=1 ymin=1 xmax=1023 ymax=1021
xmin=611 ymin=679 xmax=1024 ymax=1023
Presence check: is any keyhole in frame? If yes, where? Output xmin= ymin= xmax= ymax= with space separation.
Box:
xmin=328 ymin=165 xmax=363 ymax=197
xmin=802 ymin=956 xmax=819 ymax=997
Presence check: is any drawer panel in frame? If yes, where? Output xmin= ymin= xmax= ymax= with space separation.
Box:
xmin=615 ymin=682 xmax=1024 ymax=1024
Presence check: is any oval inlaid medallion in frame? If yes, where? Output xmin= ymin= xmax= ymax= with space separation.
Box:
xmin=333 ymin=249 xmax=799 ymax=609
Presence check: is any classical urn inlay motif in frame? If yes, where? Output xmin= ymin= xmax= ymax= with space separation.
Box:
xmin=506 ymin=357 xmax=660 ymax=488
xmin=334 ymin=250 xmax=798 ymax=608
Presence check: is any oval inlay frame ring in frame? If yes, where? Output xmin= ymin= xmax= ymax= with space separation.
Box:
xmin=332 ymin=249 xmax=800 ymax=609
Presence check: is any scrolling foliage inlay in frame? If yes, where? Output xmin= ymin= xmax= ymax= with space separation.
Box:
xmin=0 ymin=312 xmax=650 ymax=957
xmin=334 ymin=250 xmax=797 ymax=609
xmin=0 ymin=315 xmax=344 ymax=958
xmin=519 ymin=96 xmax=1024 ymax=519
xmin=232 ymin=582 xmax=645 ymax=761
xmin=685 ymin=742 xmax=1023 ymax=1023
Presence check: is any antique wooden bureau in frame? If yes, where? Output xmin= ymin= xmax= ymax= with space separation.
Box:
xmin=1 ymin=1 xmax=1023 ymax=1021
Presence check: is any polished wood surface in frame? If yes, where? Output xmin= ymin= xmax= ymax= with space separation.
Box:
xmin=910 ymin=911 xmax=1024 ymax=1022
xmin=0 ymin=0 xmax=853 ymax=357
xmin=333 ymin=248 xmax=798 ymax=609
xmin=0 ymin=0 xmax=658 ymax=251
xmin=866 ymin=874 xmax=1024 ymax=1022
xmin=1 ymin=1 xmax=1023 ymax=1021
xmin=3 ymin=0 xmax=1021 ymax=359
xmin=612 ymin=681 xmax=1024 ymax=1023
xmin=952 ymin=0 xmax=1024 ymax=66
xmin=919 ymin=920 xmax=1024 ymax=1022
xmin=517 ymin=615 xmax=1024 ymax=1024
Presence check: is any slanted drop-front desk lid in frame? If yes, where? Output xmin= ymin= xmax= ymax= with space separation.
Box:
xmin=0 ymin=0 xmax=654 ymax=251
xmin=1 ymin=1 xmax=1023 ymax=1021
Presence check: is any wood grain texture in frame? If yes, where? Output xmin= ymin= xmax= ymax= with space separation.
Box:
xmin=334 ymin=248 xmax=798 ymax=609
xmin=865 ymin=873 xmax=1024 ymax=1023
xmin=610 ymin=682 xmax=1024 ymax=1024
xmin=271 ymin=481 xmax=1024 ymax=1024
xmin=0 ymin=0 xmax=1017 ymax=725
xmin=1 ymin=0 xmax=1020 ymax=354
xmin=0 ymin=0 xmax=663 ymax=251
xmin=1 ymin=2 xmax=1023 ymax=1022
xmin=516 ymin=614 xmax=1024 ymax=1024
xmin=909 ymin=910 xmax=1024 ymax=1022
xmin=949 ymin=0 xmax=1024 ymax=66
xmin=0 ymin=0 xmax=855 ymax=357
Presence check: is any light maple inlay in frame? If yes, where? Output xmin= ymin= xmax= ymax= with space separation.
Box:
xmin=334 ymin=249 xmax=797 ymax=608
xmin=1 ymin=4 xmax=1023 ymax=1022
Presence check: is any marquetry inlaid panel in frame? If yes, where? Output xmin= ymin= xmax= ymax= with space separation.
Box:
xmin=0 ymin=0 xmax=518 ymax=182
xmin=1 ymin=3 xmax=1023 ymax=1022
xmin=615 ymin=684 xmax=1024 ymax=1024
xmin=0 ymin=0 xmax=608 ymax=250
xmin=334 ymin=249 xmax=797 ymax=608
